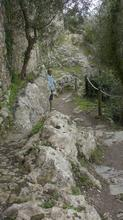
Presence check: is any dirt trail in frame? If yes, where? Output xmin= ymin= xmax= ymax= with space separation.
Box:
xmin=54 ymin=91 xmax=97 ymax=127
xmin=54 ymin=92 xmax=123 ymax=220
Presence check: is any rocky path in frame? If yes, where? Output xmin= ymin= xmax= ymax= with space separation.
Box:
xmin=0 ymin=91 xmax=123 ymax=220
xmin=54 ymin=92 xmax=123 ymax=220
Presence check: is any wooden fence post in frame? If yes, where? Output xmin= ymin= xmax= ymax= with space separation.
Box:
xmin=98 ymin=89 xmax=102 ymax=117
xmin=85 ymin=76 xmax=88 ymax=96
xmin=75 ymin=76 xmax=77 ymax=92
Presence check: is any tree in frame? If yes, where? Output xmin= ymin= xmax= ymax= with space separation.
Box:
xmin=3 ymin=0 xmax=91 ymax=80
xmin=90 ymin=0 xmax=123 ymax=84
xmin=84 ymin=0 xmax=123 ymax=123
xmin=18 ymin=0 xmax=64 ymax=79
xmin=64 ymin=4 xmax=84 ymax=33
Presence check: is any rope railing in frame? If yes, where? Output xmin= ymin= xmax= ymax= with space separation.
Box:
xmin=72 ymin=74 xmax=122 ymax=117
xmin=86 ymin=77 xmax=98 ymax=91
xmin=86 ymin=76 xmax=123 ymax=116
xmin=100 ymin=89 xmax=122 ymax=98
xmin=86 ymin=77 xmax=122 ymax=98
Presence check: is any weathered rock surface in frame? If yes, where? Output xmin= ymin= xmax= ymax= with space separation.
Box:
xmin=43 ymin=32 xmax=92 ymax=97
xmin=25 ymin=146 xmax=75 ymax=189
xmin=95 ymin=166 xmax=123 ymax=196
xmin=42 ymin=111 xmax=97 ymax=161
xmin=4 ymin=196 xmax=101 ymax=220
xmin=49 ymin=33 xmax=89 ymax=69
xmin=103 ymin=131 xmax=123 ymax=147
xmin=56 ymin=74 xmax=84 ymax=96
xmin=42 ymin=110 xmax=78 ymax=161
xmin=56 ymin=74 xmax=75 ymax=92
xmin=14 ymin=74 xmax=49 ymax=134
xmin=77 ymin=127 xmax=97 ymax=160
xmin=1 ymin=110 xmax=101 ymax=220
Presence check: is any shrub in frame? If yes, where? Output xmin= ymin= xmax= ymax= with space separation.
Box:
xmin=89 ymin=147 xmax=104 ymax=165
xmin=31 ymin=120 xmax=44 ymax=136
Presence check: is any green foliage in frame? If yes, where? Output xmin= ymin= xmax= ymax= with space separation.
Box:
xmin=71 ymin=186 xmax=81 ymax=195
xmin=71 ymin=162 xmax=94 ymax=189
xmin=64 ymin=1 xmax=91 ymax=33
xmin=79 ymin=174 xmax=94 ymax=188
xmin=89 ymin=147 xmax=104 ymax=165
xmin=8 ymin=74 xmax=26 ymax=111
xmin=74 ymin=96 xmax=97 ymax=111
xmin=82 ymin=1 xmax=123 ymax=124
xmin=63 ymin=203 xmax=74 ymax=209
xmin=92 ymin=0 xmax=119 ymax=68
xmin=64 ymin=14 xmax=83 ymax=34
xmin=83 ymin=19 xmax=94 ymax=44
xmin=41 ymin=199 xmax=56 ymax=209
xmin=26 ymin=72 xmax=36 ymax=82
xmin=104 ymin=97 xmax=123 ymax=123
xmin=41 ymin=190 xmax=59 ymax=209
xmin=63 ymin=203 xmax=85 ymax=212
xmin=8 ymin=72 xmax=37 ymax=112
xmin=87 ymin=70 xmax=123 ymax=97
xmin=87 ymin=71 xmax=123 ymax=124
xmin=55 ymin=34 xmax=66 ymax=46
xmin=79 ymin=156 xmax=89 ymax=168
xmin=4 ymin=0 xmax=93 ymax=80
xmin=63 ymin=65 xmax=82 ymax=75
xmin=31 ymin=120 xmax=44 ymax=136
xmin=88 ymin=0 xmax=123 ymax=85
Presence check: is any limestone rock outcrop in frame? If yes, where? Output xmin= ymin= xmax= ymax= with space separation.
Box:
xmin=42 ymin=111 xmax=97 ymax=161
xmin=42 ymin=110 xmax=78 ymax=161
xmin=77 ymin=127 xmax=97 ymax=160
xmin=3 ymin=111 xmax=101 ymax=220
xmin=14 ymin=74 xmax=49 ymax=134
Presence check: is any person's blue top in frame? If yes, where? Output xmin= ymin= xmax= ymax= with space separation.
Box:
xmin=47 ymin=74 xmax=56 ymax=91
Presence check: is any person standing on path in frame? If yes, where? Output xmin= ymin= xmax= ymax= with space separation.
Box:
xmin=47 ymin=68 xmax=56 ymax=111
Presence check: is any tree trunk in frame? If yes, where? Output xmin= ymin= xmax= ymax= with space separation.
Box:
xmin=20 ymin=37 xmax=36 ymax=80
xmin=19 ymin=0 xmax=37 ymax=80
